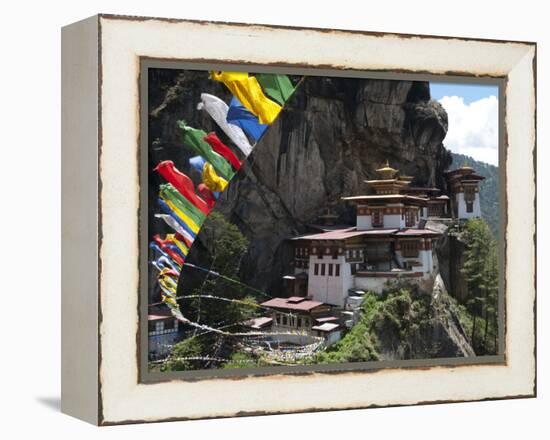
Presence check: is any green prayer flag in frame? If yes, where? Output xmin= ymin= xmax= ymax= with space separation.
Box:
xmin=160 ymin=184 xmax=207 ymax=225
xmin=256 ymin=74 xmax=296 ymax=106
xmin=177 ymin=121 xmax=235 ymax=180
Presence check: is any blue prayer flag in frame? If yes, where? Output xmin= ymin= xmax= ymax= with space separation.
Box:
xmin=158 ymin=199 xmax=197 ymax=239
xmin=226 ymin=97 xmax=268 ymax=143
xmin=189 ymin=155 xmax=206 ymax=173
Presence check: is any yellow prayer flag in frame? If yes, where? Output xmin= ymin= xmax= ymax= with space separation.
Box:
xmin=166 ymin=234 xmax=189 ymax=257
xmin=163 ymin=295 xmax=178 ymax=308
xmin=202 ymin=162 xmax=228 ymax=192
xmin=211 ymin=71 xmax=282 ymax=124
xmin=159 ymin=278 xmax=177 ymax=295
xmin=161 ymin=197 xmax=201 ymax=234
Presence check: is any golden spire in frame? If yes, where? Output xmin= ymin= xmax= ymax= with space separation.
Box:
xmin=376 ymin=159 xmax=398 ymax=180
xmin=460 ymin=157 xmax=473 ymax=173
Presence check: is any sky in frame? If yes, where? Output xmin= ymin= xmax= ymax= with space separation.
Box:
xmin=430 ymin=82 xmax=499 ymax=166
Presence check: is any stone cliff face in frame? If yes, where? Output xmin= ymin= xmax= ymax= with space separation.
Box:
xmin=149 ymin=71 xmax=452 ymax=294
xmin=435 ymin=228 xmax=469 ymax=303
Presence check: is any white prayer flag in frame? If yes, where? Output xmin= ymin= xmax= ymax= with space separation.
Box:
xmin=197 ymin=93 xmax=253 ymax=156
xmin=154 ymin=214 xmax=195 ymax=245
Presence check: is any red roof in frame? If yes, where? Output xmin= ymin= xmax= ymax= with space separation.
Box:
xmin=292 ymin=228 xmax=399 ymax=241
xmin=358 ymin=228 xmax=400 ymax=235
xmin=341 ymin=194 xmax=428 ymax=205
xmin=315 ymin=316 xmax=339 ymax=323
xmin=394 ymin=228 xmax=441 ymax=236
xmin=261 ymin=297 xmax=325 ymax=311
xmin=311 ymin=323 xmax=340 ymax=332
xmin=244 ymin=316 xmax=273 ymax=329
xmin=291 ymin=226 xmax=442 ymax=241
xmin=306 ymin=224 xmax=355 ymax=232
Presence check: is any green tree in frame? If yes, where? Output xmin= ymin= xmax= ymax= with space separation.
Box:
xmin=461 ymin=218 xmax=499 ymax=354
xmin=186 ymin=211 xmax=253 ymax=325
xmin=165 ymin=212 xmax=263 ymax=371
xmin=161 ymin=337 xmax=208 ymax=371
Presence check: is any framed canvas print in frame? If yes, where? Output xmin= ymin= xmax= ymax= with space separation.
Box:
xmin=61 ymin=14 xmax=536 ymax=425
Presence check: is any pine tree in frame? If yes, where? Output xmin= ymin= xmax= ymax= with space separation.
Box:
xmin=461 ymin=219 xmax=499 ymax=354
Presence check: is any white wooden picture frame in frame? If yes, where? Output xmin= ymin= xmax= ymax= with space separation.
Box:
xmin=61 ymin=14 xmax=536 ymax=425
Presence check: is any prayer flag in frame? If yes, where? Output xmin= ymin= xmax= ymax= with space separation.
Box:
xmin=202 ymin=162 xmax=228 ymax=192
xmin=154 ymin=160 xmax=211 ymax=215
xmin=226 ymin=97 xmax=268 ymax=142
xmin=158 ymin=198 xmax=200 ymax=234
xmin=154 ymin=213 xmax=194 ymax=246
xmin=203 ymin=132 xmax=242 ymax=171
xmin=197 ymin=183 xmax=217 ymax=208
xmin=158 ymin=267 xmax=180 ymax=278
xmin=160 ymin=195 xmax=203 ymax=233
xmin=210 ymin=71 xmax=282 ymax=124
xmin=150 ymin=242 xmax=169 ymax=260
xmin=154 ymin=234 xmax=184 ymax=266
xmin=177 ymin=121 xmax=234 ymax=180
xmin=189 ymin=156 xmax=206 ymax=173
xmin=166 ymin=234 xmax=189 ymax=257
xmin=157 ymin=199 xmax=197 ymax=239
xmin=160 ymin=184 xmax=206 ymax=223
xmin=256 ymin=74 xmax=296 ymax=105
xmin=157 ymin=256 xmax=180 ymax=274
xmin=197 ymin=93 xmax=253 ymax=156
xmin=162 ymin=294 xmax=178 ymax=308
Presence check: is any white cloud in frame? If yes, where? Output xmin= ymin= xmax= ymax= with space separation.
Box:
xmin=438 ymin=95 xmax=498 ymax=166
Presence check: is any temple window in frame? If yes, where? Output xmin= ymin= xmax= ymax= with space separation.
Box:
xmin=464 ymin=186 xmax=475 ymax=202
xmin=405 ymin=209 xmax=416 ymax=227
xmin=335 ymin=264 xmax=340 ymax=277
xmin=314 ymin=263 xmax=319 ymax=275
xmin=401 ymin=240 xmax=419 ymax=258
xmin=372 ymin=210 xmax=384 ymax=227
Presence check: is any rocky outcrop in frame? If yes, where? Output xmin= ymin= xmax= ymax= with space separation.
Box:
xmin=430 ymin=220 xmax=469 ymax=303
xmin=373 ymin=275 xmax=474 ymax=360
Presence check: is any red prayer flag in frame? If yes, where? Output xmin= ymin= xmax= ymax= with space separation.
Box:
xmin=203 ymin=132 xmax=242 ymax=171
xmin=197 ymin=183 xmax=217 ymax=209
xmin=153 ymin=234 xmax=184 ymax=266
xmin=174 ymin=232 xmax=193 ymax=249
xmin=154 ymin=160 xmax=211 ymax=215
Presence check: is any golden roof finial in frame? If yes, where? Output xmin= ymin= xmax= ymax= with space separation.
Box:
xmin=376 ymin=159 xmax=398 ymax=180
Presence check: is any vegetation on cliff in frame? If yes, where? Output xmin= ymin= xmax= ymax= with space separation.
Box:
xmin=315 ymin=282 xmax=468 ymax=364
xmin=458 ymin=218 xmax=499 ymax=355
